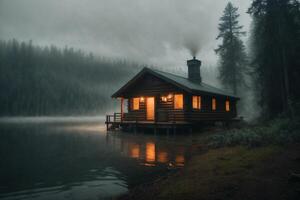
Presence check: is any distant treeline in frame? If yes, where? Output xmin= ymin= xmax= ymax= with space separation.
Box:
xmin=0 ymin=39 xmax=143 ymax=116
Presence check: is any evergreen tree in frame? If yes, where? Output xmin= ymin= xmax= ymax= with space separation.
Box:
xmin=215 ymin=2 xmax=247 ymax=95
xmin=0 ymin=39 xmax=144 ymax=116
xmin=248 ymin=0 xmax=300 ymax=118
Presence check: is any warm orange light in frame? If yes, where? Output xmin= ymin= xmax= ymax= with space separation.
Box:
xmin=175 ymin=155 xmax=185 ymax=166
xmin=157 ymin=151 xmax=168 ymax=163
xmin=133 ymin=98 xmax=139 ymax=110
xmin=161 ymin=96 xmax=167 ymax=102
xmin=167 ymin=94 xmax=173 ymax=99
xmin=129 ymin=144 xmax=140 ymax=159
xmin=146 ymin=142 xmax=155 ymax=162
xmin=226 ymin=100 xmax=230 ymax=111
xmin=192 ymin=96 xmax=201 ymax=109
xmin=212 ymin=98 xmax=216 ymax=111
xmin=146 ymin=97 xmax=155 ymax=121
xmin=140 ymin=97 xmax=145 ymax=102
xmin=174 ymin=94 xmax=183 ymax=109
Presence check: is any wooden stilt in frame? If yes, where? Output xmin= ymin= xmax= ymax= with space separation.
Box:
xmin=134 ymin=124 xmax=137 ymax=134
xmin=106 ymin=115 xmax=109 ymax=131
xmin=120 ymin=97 xmax=124 ymax=122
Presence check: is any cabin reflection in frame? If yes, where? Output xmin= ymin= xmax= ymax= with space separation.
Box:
xmin=129 ymin=143 xmax=140 ymax=159
xmin=146 ymin=142 xmax=155 ymax=163
xmin=175 ymin=155 xmax=185 ymax=166
xmin=106 ymin=134 xmax=187 ymax=167
xmin=175 ymin=147 xmax=185 ymax=166
xmin=157 ymin=151 xmax=168 ymax=163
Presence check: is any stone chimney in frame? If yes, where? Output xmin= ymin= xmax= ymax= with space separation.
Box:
xmin=187 ymin=56 xmax=201 ymax=82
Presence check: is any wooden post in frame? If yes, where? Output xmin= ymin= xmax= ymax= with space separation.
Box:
xmin=134 ymin=122 xmax=137 ymax=134
xmin=106 ymin=115 xmax=108 ymax=131
xmin=173 ymin=125 xmax=176 ymax=135
xmin=121 ymin=97 xmax=124 ymax=122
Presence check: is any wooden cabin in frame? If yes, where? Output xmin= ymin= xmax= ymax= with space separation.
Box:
xmin=106 ymin=57 xmax=240 ymax=131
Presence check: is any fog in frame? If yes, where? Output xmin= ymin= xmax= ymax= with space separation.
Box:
xmin=0 ymin=0 xmax=253 ymax=117
xmin=0 ymin=0 xmax=251 ymax=69
xmin=0 ymin=116 xmax=105 ymax=124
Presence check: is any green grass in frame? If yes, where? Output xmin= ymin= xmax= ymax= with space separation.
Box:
xmin=157 ymin=146 xmax=280 ymax=200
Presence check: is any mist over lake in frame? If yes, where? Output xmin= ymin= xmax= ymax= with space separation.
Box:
xmin=0 ymin=117 xmax=201 ymax=199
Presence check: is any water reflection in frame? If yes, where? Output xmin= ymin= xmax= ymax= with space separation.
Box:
xmin=157 ymin=151 xmax=168 ymax=163
xmin=106 ymin=133 xmax=189 ymax=168
xmin=0 ymin=118 xmax=195 ymax=200
xmin=146 ymin=142 xmax=156 ymax=163
xmin=175 ymin=147 xmax=185 ymax=167
xmin=175 ymin=155 xmax=185 ymax=167
xmin=0 ymin=167 xmax=127 ymax=200
xmin=129 ymin=144 xmax=140 ymax=159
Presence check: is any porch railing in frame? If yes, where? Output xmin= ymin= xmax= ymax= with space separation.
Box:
xmin=106 ymin=112 xmax=122 ymax=123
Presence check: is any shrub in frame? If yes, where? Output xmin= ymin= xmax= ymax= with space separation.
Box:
xmin=207 ymin=117 xmax=300 ymax=148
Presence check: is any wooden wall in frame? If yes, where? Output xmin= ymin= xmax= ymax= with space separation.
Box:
xmin=185 ymin=95 xmax=237 ymax=121
xmin=121 ymin=73 xmax=238 ymax=122
xmin=123 ymin=74 xmax=186 ymax=121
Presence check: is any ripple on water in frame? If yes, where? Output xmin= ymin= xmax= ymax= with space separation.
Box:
xmin=0 ymin=167 xmax=128 ymax=200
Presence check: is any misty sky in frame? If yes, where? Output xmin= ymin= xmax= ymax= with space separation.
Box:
xmin=0 ymin=0 xmax=251 ymax=70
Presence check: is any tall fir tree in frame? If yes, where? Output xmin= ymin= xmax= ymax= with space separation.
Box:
xmin=248 ymin=0 xmax=300 ymax=118
xmin=215 ymin=2 xmax=247 ymax=95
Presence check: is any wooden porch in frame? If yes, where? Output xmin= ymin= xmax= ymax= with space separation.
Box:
xmin=105 ymin=112 xmax=241 ymax=132
xmin=105 ymin=112 xmax=192 ymax=132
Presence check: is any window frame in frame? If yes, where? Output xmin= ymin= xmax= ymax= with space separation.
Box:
xmin=212 ymin=97 xmax=217 ymax=111
xmin=174 ymin=94 xmax=184 ymax=110
xmin=192 ymin=95 xmax=201 ymax=110
xmin=132 ymin=97 xmax=140 ymax=110
xmin=225 ymin=100 xmax=230 ymax=112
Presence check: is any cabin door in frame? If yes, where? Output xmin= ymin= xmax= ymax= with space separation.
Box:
xmin=146 ymin=97 xmax=155 ymax=121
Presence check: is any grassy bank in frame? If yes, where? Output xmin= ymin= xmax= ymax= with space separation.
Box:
xmin=157 ymin=146 xmax=300 ymax=200
xmin=120 ymin=117 xmax=300 ymax=200
xmin=207 ymin=117 xmax=300 ymax=148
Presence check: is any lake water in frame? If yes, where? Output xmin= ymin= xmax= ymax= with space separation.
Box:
xmin=0 ymin=117 xmax=203 ymax=200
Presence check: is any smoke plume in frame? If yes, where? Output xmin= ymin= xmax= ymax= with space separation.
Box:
xmin=184 ymin=38 xmax=200 ymax=57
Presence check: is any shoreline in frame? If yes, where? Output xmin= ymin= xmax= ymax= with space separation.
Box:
xmin=120 ymin=143 xmax=300 ymax=200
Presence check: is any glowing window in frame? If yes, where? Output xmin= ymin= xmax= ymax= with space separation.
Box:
xmin=212 ymin=98 xmax=216 ymax=111
xmin=133 ymin=98 xmax=140 ymax=110
xmin=174 ymin=94 xmax=183 ymax=109
xmin=192 ymin=96 xmax=201 ymax=109
xmin=226 ymin=100 xmax=230 ymax=111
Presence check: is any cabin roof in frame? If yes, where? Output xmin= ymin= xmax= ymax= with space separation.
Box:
xmin=112 ymin=67 xmax=240 ymax=99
